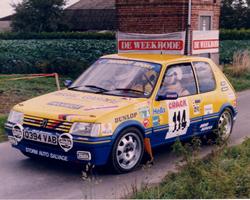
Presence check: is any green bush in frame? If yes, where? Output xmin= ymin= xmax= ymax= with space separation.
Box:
xmin=0 ymin=32 xmax=115 ymax=40
xmin=220 ymin=40 xmax=250 ymax=64
xmin=0 ymin=39 xmax=116 ymax=77
xmin=220 ymin=29 xmax=250 ymax=40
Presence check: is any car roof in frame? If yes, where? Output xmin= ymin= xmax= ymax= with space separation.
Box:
xmin=101 ymin=54 xmax=212 ymax=66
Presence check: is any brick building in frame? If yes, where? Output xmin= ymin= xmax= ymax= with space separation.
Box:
xmin=116 ymin=0 xmax=221 ymax=61
xmin=65 ymin=0 xmax=116 ymax=31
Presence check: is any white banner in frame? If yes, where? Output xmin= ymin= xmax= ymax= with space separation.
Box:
xmin=117 ymin=31 xmax=186 ymax=55
xmin=192 ymin=30 xmax=219 ymax=54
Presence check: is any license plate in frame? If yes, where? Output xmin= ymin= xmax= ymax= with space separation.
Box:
xmin=23 ymin=130 xmax=58 ymax=145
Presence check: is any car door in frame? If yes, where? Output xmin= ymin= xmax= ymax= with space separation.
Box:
xmin=192 ymin=61 xmax=220 ymax=134
xmin=151 ymin=62 xmax=201 ymax=147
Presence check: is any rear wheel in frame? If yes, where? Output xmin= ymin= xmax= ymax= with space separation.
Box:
xmin=111 ymin=128 xmax=144 ymax=173
xmin=217 ymin=109 xmax=233 ymax=141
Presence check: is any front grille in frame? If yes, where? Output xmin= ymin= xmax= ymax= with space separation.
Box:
xmin=23 ymin=115 xmax=73 ymax=133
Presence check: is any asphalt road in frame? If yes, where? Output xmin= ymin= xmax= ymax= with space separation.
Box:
xmin=0 ymin=90 xmax=250 ymax=199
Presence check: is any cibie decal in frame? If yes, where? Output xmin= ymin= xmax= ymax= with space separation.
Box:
xmin=166 ymin=98 xmax=190 ymax=139
xmin=101 ymin=123 xmax=113 ymax=135
xmin=12 ymin=124 xmax=24 ymax=142
xmin=58 ymin=133 xmax=73 ymax=152
xmin=204 ymin=104 xmax=213 ymax=115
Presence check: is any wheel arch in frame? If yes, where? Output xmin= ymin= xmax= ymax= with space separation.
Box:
xmin=112 ymin=120 xmax=146 ymax=141
xmin=219 ymin=103 xmax=236 ymax=118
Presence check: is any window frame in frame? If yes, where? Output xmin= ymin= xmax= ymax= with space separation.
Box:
xmin=192 ymin=61 xmax=217 ymax=94
xmin=158 ymin=62 xmax=199 ymax=98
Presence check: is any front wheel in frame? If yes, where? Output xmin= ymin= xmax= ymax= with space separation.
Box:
xmin=111 ymin=128 xmax=144 ymax=173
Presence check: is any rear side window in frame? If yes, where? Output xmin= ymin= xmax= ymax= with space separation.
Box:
xmin=193 ymin=62 xmax=216 ymax=93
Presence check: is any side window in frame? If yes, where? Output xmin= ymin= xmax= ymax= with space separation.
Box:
xmin=193 ymin=62 xmax=216 ymax=93
xmin=159 ymin=63 xmax=197 ymax=97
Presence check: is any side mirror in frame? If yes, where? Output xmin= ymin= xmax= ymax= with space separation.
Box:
xmin=156 ymin=92 xmax=178 ymax=101
xmin=64 ymin=80 xmax=73 ymax=88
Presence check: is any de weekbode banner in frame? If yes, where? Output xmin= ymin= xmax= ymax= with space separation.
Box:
xmin=117 ymin=31 xmax=186 ymax=55
xmin=192 ymin=30 xmax=219 ymax=54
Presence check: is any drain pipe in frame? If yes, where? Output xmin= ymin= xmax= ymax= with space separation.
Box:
xmin=185 ymin=0 xmax=192 ymax=55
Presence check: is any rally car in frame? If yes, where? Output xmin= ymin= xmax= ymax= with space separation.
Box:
xmin=5 ymin=54 xmax=237 ymax=173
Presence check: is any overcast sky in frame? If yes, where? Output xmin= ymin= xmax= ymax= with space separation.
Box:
xmin=0 ymin=0 xmax=79 ymax=18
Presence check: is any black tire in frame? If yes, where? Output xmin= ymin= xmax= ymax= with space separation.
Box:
xmin=206 ymin=109 xmax=234 ymax=144
xmin=111 ymin=127 xmax=144 ymax=174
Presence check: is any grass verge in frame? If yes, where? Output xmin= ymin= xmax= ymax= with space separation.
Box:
xmin=133 ymin=138 xmax=250 ymax=199
xmin=224 ymin=65 xmax=250 ymax=91
xmin=0 ymin=115 xmax=7 ymax=142
xmin=0 ymin=75 xmax=68 ymax=114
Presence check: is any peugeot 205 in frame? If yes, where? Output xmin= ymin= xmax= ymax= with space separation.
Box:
xmin=5 ymin=54 xmax=237 ymax=173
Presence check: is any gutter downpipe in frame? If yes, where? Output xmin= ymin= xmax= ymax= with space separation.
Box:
xmin=185 ymin=0 xmax=192 ymax=55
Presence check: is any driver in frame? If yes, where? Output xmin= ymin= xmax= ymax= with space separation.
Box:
xmin=160 ymin=67 xmax=189 ymax=96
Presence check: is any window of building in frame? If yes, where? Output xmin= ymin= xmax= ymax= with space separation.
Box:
xmin=193 ymin=62 xmax=216 ymax=93
xmin=199 ymin=16 xmax=212 ymax=31
xmin=159 ymin=63 xmax=197 ymax=97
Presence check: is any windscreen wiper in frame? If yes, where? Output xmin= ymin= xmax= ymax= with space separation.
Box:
xmin=68 ymin=86 xmax=83 ymax=90
xmin=84 ymin=85 xmax=109 ymax=92
xmin=113 ymin=88 xmax=144 ymax=94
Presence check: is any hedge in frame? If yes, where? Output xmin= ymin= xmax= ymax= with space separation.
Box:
xmin=0 ymin=32 xmax=116 ymax=40
xmin=1 ymin=30 xmax=250 ymax=41
xmin=0 ymin=39 xmax=248 ymax=76
xmin=220 ymin=29 xmax=250 ymax=40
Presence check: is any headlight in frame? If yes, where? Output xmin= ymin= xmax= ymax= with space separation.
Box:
xmin=70 ymin=122 xmax=100 ymax=137
xmin=8 ymin=110 xmax=24 ymax=124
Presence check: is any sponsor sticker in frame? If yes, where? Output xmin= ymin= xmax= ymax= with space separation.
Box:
xmin=138 ymin=106 xmax=150 ymax=118
xmin=101 ymin=123 xmax=113 ymax=135
xmin=192 ymin=99 xmax=201 ymax=115
xmin=153 ymin=107 xmax=166 ymax=115
xmin=204 ymin=104 xmax=213 ymax=115
xmin=221 ymin=81 xmax=229 ymax=92
xmin=48 ymin=101 xmax=83 ymax=110
xmin=200 ymin=123 xmax=213 ymax=132
xmin=25 ymin=147 xmax=68 ymax=161
xmin=143 ymin=119 xmax=150 ymax=128
xmin=115 ymin=112 xmax=138 ymax=123
xmin=153 ymin=116 xmax=160 ymax=126
xmin=58 ymin=133 xmax=73 ymax=152
xmin=166 ymin=98 xmax=190 ymax=139
xmin=84 ymin=105 xmax=118 ymax=111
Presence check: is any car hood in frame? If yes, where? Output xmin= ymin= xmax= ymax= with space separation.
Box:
xmin=14 ymin=90 xmax=146 ymax=122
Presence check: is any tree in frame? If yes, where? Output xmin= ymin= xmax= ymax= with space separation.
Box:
xmin=11 ymin=0 xmax=68 ymax=32
xmin=220 ymin=0 xmax=249 ymax=29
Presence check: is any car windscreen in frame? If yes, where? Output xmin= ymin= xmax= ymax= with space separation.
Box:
xmin=70 ymin=58 xmax=162 ymax=98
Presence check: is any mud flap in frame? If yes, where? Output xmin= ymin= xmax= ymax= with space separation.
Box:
xmin=144 ymin=138 xmax=154 ymax=163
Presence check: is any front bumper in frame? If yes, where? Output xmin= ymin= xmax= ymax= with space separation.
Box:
xmin=5 ymin=123 xmax=113 ymax=166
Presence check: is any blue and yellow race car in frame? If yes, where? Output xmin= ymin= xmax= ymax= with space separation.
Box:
xmin=5 ymin=54 xmax=237 ymax=173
